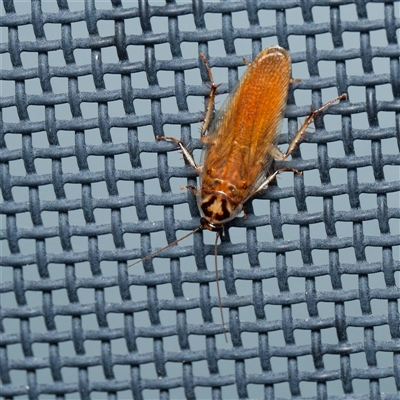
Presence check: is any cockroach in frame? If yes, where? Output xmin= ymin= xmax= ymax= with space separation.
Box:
xmin=130 ymin=46 xmax=346 ymax=339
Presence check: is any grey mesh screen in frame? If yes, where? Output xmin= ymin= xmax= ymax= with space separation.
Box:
xmin=1 ymin=1 xmax=400 ymax=399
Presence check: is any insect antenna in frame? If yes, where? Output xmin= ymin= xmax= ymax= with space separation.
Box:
xmin=213 ymin=231 xmax=228 ymax=342
xmin=128 ymin=226 xmax=202 ymax=268
xmin=129 ymin=224 xmax=229 ymax=342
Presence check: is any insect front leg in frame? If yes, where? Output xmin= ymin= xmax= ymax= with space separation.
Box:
xmin=253 ymin=169 xmax=284 ymax=195
xmin=182 ymin=184 xmax=198 ymax=196
xmin=253 ymin=165 xmax=308 ymax=195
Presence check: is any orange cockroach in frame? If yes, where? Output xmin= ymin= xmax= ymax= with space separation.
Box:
xmin=131 ymin=46 xmax=346 ymax=338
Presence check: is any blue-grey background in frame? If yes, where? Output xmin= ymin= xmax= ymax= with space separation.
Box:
xmin=1 ymin=1 xmax=399 ymax=399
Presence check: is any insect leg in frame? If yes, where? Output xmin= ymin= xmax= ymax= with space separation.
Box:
xmin=282 ymin=93 xmax=347 ymax=160
xmin=253 ymin=95 xmax=346 ymax=195
xmin=156 ymin=135 xmax=201 ymax=172
xmin=180 ymin=184 xmax=198 ymax=196
xmin=156 ymin=55 xmax=221 ymax=171
xmin=199 ymin=53 xmax=221 ymax=138
xmin=253 ymin=166 xmax=304 ymax=195
xmin=253 ymin=170 xmax=281 ymax=194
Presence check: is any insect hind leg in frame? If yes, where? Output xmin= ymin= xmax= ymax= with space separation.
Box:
xmin=199 ymin=53 xmax=221 ymax=139
xmin=282 ymin=93 xmax=347 ymax=160
xmin=157 ymin=55 xmax=221 ymax=171
xmin=255 ymin=94 xmax=346 ymax=195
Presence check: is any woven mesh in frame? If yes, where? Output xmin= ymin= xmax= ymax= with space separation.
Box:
xmin=1 ymin=0 xmax=400 ymax=399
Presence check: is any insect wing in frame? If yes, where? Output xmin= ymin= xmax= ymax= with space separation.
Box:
xmin=200 ymin=46 xmax=291 ymax=202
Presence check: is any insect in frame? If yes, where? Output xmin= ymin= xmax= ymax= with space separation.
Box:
xmin=131 ymin=46 xmax=346 ymax=339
